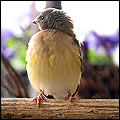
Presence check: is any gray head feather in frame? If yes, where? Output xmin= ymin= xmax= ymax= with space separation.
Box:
xmin=33 ymin=8 xmax=76 ymax=38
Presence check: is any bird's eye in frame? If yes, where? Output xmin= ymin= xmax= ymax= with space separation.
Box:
xmin=40 ymin=16 xmax=44 ymax=20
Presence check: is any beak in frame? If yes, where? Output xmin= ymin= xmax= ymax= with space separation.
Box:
xmin=32 ymin=19 xmax=37 ymax=24
xmin=32 ymin=13 xmax=41 ymax=24
xmin=32 ymin=16 xmax=38 ymax=24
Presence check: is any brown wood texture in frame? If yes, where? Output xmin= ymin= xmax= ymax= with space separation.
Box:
xmin=1 ymin=98 xmax=119 ymax=119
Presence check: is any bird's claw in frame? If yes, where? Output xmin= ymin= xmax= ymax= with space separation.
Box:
xmin=32 ymin=90 xmax=47 ymax=106
xmin=65 ymin=90 xmax=76 ymax=102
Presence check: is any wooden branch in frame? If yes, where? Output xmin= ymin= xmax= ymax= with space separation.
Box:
xmin=1 ymin=52 xmax=28 ymax=98
xmin=1 ymin=98 xmax=119 ymax=119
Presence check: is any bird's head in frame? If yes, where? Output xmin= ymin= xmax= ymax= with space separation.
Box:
xmin=32 ymin=8 xmax=74 ymax=35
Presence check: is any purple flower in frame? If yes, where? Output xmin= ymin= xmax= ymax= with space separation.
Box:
xmin=1 ymin=2 xmax=33 ymax=59
xmin=1 ymin=28 xmax=13 ymax=51
xmin=83 ymin=29 xmax=119 ymax=55
xmin=84 ymin=32 xmax=100 ymax=49
xmin=1 ymin=28 xmax=15 ymax=58
xmin=100 ymin=29 xmax=119 ymax=54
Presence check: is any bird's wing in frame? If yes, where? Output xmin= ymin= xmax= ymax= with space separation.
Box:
xmin=73 ymin=38 xmax=83 ymax=74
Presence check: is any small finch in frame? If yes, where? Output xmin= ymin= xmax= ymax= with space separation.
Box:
xmin=26 ymin=8 xmax=83 ymax=105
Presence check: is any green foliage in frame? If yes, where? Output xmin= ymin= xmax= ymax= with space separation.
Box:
xmin=6 ymin=38 xmax=15 ymax=47
xmin=5 ymin=37 xmax=27 ymax=71
xmin=87 ymin=48 xmax=110 ymax=64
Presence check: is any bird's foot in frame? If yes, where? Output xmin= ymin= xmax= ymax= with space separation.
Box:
xmin=65 ymin=96 xmax=76 ymax=102
xmin=32 ymin=90 xmax=47 ymax=106
xmin=65 ymin=90 xmax=76 ymax=102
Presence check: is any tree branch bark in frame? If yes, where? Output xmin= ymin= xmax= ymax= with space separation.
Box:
xmin=1 ymin=98 xmax=119 ymax=119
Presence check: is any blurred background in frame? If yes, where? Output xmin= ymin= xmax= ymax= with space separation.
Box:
xmin=1 ymin=1 xmax=119 ymax=98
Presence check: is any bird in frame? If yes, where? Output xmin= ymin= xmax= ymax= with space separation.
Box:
xmin=26 ymin=8 xmax=83 ymax=106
